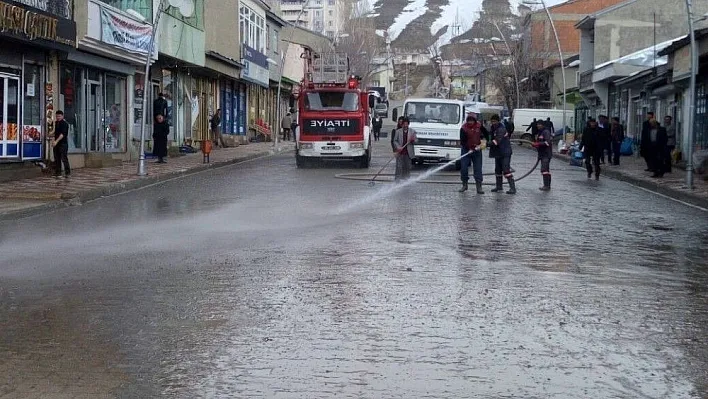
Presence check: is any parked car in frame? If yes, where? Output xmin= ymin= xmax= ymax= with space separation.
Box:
xmin=374 ymin=103 xmax=389 ymax=118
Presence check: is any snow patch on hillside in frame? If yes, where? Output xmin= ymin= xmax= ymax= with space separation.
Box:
xmin=388 ymin=0 xmax=428 ymax=41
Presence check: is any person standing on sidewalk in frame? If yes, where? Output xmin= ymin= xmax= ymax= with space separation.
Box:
xmin=391 ymin=116 xmax=404 ymax=152
xmin=393 ymin=117 xmax=416 ymax=181
xmin=648 ymin=118 xmax=668 ymax=178
xmin=597 ymin=115 xmax=611 ymax=164
xmin=211 ymin=109 xmax=222 ymax=148
xmin=532 ymin=120 xmax=552 ymax=191
xmin=372 ymin=116 xmax=383 ymax=141
xmin=458 ymin=115 xmax=484 ymax=194
xmin=52 ymin=110 xmax=71 ymax=178
xmin=640 ymin=112 xmax=656 ymax=172
xmin=610 ymin=117 xmax=624 ymax=166
xmin=489 ymin=114 xmax=515 ymax=194
xmin=663 ymin=115 xmax=676 ymax=173
xmin=281 ymin=113 xmax=293 ymax=141
xmin=153 ymin=114 xmax=169 ymax=163
xmin=153 ymin=93 xmax=168 ymax=119
xmin=581 ymin=119 xmax=602 ymax=180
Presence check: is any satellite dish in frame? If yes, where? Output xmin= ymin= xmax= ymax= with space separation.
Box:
xmin=168 ymin=0 xmax=195 ymax=17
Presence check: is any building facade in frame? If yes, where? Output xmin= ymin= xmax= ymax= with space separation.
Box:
xmin=0 ymin=0 xmax=76 ymax=163
xmin=279 ymin=0 xmax=343 ymax=38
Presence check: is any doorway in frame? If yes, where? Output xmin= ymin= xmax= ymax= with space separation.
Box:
xmin=87 ymin=79 xmax=102 ymax=152
xmin=0 ymin=73 xmax=21 ymax=158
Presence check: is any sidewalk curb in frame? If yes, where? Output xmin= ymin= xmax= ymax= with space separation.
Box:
xmin=553 ymin=153 xmax=708 ymax=210
xmin=0 ymin=148 xmax=293 ymax=222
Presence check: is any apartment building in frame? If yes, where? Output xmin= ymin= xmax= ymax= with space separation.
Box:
xmin=280 ymin=0 xmax=344 ymax=38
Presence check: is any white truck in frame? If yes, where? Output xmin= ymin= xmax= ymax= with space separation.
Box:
xmin=392 ymin=98 xmax=467 ymax=168
xmin=512 ymin=108 xmax=575 ymax=141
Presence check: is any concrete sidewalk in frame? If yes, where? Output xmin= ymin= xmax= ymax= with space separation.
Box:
xmin=0 ymin=142 xmax=295 ymax=221
xmin=553 ymin=150 xmax=708 ymax=209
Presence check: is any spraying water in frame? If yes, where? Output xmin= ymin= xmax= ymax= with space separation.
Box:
xmin=333 ymin=151 xmax=472 ymax=214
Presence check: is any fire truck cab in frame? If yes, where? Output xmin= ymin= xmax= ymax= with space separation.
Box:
xmin=295 ymin=50 xmax=372 ymax=168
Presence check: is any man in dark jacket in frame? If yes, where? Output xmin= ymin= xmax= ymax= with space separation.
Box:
xmin=526 ymin=118 xmax=538 ymax=140
xmin=459 ymin=115 xmax=485 ymax=194
xmin=489 ymin=114 xmax=515 ymax=194
xmin=647 ymin=118 xmax=668 ymax=178
xmin=663 ymin=115 xmax=676 ymax=173
xmin=610 ymin=117 xmax=624 ymax=166
xmin=597 ymin=115 xmax=611 ymax=164
xmin=581 ymin=119 xmax=602 ymax=180
xmin=52 ymin=110 xmax=71 ymax=178
xmin=153 ymin=92 xmax=168 ymax=119
xmin=153 ymin=114 xmax=170 ymax=163
xmin=640 ymin=112 xmax=656 ymax=171
xmin=545 ymin=117 xmax=555 ymax=136
xmin=532 ymin=120 xmax=553 ymax=191
xmin=391 ymin=116 xmax=404 ymax=152
xmin=372 ymin=116 xmax=383 ymax=141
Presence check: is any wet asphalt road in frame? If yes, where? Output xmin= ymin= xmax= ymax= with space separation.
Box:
xmin=1 ymin=134 xmax=707 ymax=398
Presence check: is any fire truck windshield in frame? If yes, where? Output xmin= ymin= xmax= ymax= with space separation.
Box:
xmin=305 ymin=92 xmax=359 ymax=112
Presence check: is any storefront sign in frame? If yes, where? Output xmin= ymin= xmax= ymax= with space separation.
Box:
xmin=100 ymin=6 xmax=152 ymax=54
xmin=0 ymin=0 xmax=76 ymax=48
xmin=13 ymin=0 xmax=71 ymax=19
xmin=241 ymin=44 xmax=269 ymax=88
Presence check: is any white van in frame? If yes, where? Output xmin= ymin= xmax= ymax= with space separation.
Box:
xmin=512 ymin=108 xmax=575 ymax=140
xmin=392 ymin=98 xmax=466 ymax=167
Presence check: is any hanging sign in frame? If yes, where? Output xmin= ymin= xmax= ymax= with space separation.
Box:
xmin=100 ymin=6 xmax=153 ymax=54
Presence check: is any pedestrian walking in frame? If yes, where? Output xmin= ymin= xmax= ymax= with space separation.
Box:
xmin=281 ymin=113 xmax=293 ymax=141
xmin=372 ymin=116 xmax=383 ymax=141
xmin=545 ymin=117 xmax=555 ymax=136
xmin=610 ymin=117 xmax=624 ymax=166
xmin=663 ymin=115 xmax=676 ymax=173
xmin=581 ymin=119 xmax=602 ymax=180
xmin=640 ymin=112 xmax=656 ymax=171
xmin=489 ymin=114 xmax=515 ymax=194
xmin=391 ymin=116 xmax=404 ymax=152
xmin=153 ymin=114 xmax=169 ymax=163
xmin=503 ymin=117 xmax=515 ymax=135
xmin=459 ymin=115 xmax=485 ymax=194
xmin=153 ymin=92 xmax=168 ymax=119
xmin=597 ymin=115 xmax=611 ymax=164
xmin=211 ymin=109 xmax=222 ymax=148
xmin=532 ymin=119 xmax=552 ymax=191
xmin=393 ymin=116 xmax=416 ymax=181
xmin=647 ymin=118 xmax=668 ymax=178
xmin=526 ymin=117 xmax=538 ymax=140
xmin=52 ymin=110 xmax=70 ymax=178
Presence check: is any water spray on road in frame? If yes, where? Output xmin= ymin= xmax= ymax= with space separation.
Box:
xmin=334 ymin=151 xmax=474 ymax=214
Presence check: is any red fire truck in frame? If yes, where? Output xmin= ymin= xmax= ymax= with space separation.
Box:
xmin=295 ymin=49 xmax=373 ymax=168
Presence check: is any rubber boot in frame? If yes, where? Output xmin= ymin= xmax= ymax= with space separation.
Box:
xmin=595 ymin=165 xmax=601 ymax=180
xmin=475 ymin=181 xmax=485 ymax=194
xmin=539 ymin=175 xmax=551 ymax=191
xmin=459 ymin=181 xmax=468 ymax=192
xmin=491 ymin=176 xmax=504 ymax=193
xmin=506 ymin=177 xmax=516 ymax=195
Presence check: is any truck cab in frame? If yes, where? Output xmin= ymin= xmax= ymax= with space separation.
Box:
xmin=393 ymin=98 xmax=466 ymax=167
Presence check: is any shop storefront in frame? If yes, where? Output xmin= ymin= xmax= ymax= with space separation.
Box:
xmin=220 ymin=79 xmax=247 ymax=136
xmin=59 ymin=62 xmax=129 ymax=154
xmin=241 ymin=44 xmax=272 ymax=139
xmin=0 ymin=0 xmax=76 ymax=162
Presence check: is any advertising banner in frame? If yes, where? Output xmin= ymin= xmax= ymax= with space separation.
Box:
xmin=100 ymin=6 xmax=153 ymax=54
xmin=241 ymin=44 xmax=270 ymax=87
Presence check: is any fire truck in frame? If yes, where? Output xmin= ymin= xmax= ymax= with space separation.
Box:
xmin=295 ymin=49 xmax=372 ymax=168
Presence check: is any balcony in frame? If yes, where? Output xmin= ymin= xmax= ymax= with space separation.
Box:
xmin=579 ymin=70 xmax=593 ymax=92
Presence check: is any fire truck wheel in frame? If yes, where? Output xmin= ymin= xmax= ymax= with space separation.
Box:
xmin=296 ymin=154 xmax=308 ymax=168
xmin=358 ymin=150 xmax=371 ymax=168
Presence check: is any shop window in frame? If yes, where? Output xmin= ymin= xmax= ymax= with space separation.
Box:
xmin=104 ymin=75 xmax=126 ymax=152
xmin=23 ymin=64 xmax=42 ymax=128
xmin=98 ymin=0 xmax=152 ymax=20
xmin=166 ymin=0 xmax=203 ymax=30
xmin=60 ymin=64 xmax=84 ymax=152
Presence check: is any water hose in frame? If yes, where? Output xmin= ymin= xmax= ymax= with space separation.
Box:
xmin=368 ymin=142 xmax=410 ymax=186
xmin=335 ymin=139 xmax=542 ymax=185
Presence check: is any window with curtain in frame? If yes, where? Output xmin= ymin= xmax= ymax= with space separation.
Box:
xmin=98 ymin=0 xmax=152 ymax=20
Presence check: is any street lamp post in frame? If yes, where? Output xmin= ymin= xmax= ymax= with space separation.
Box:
xmin=684 ymin=0 xmax=699 ymax=189
xmin=524 ymin=0 xmax=567 ymax=136
xmin=137 ymin=0 xmax=166 ymax=176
